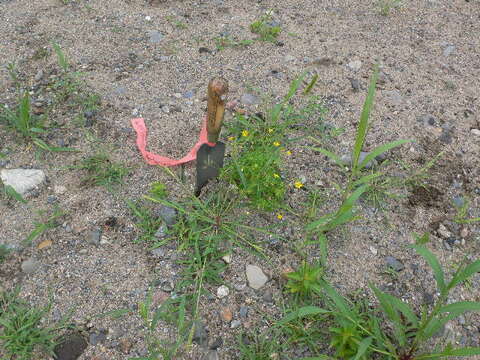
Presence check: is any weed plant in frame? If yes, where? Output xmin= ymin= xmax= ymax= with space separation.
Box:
xmin=0 ymin=93 xmax=72 ymax=152
xmin=75 ymin=153 xmax=129 ymax=187
xmin=24 ymin=206 xmax=65 ymax=246
xmin=222 ymin=74 xmax=321 ymax=211
xmin=280 ymin=235 xmax=480 ymax=359
xmin=250 ymin=11 xmax=281 ymax=42
xmin=0 ymin=289 xmax=62 ymax=360
xmin=377 ymin=0 xmax=403 ymax=16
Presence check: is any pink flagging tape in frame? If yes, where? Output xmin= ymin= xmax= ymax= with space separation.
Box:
xmin=131 ymin=116 xmax=215 ymax=166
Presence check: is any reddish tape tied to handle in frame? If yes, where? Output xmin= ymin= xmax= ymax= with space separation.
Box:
xmin=131 ymin=116 xmax=215 ymax=166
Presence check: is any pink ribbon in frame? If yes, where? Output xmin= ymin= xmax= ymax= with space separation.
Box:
xmin=131 ymin=115 xmax=215 ymax=166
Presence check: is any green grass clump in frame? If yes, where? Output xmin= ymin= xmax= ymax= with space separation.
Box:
xmin=0 ymin=289 xmax=61 ymax=360
xmin=250 ymin=11 xmax=281 ymax=42
xmin=0 ymin=93 xmax=73 ymax=152
xmin=77 ymin=154 xmax=129 ymax=187
xmin=279 ymin=236 xmax=480 ymax=359
xmin=215 ymin=36 xmax=253 ymax=51
xmin=377 ymin=0 xmax=403 ymax=16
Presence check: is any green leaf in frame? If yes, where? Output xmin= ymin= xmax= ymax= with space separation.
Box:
xmin=278 ymin=306 xmax=330 ymax=325
xmin=414 ymin=232 xmax=430 ymax=245
xmin=411 ymin=245 xmax=446 ymax=294
xmin=351 ymin=172 xmax=384 ymax=187
xmin=370 ymin=284 xmax=407 ymax=347
xmin=416 ymin=347 xmax=480 ymax=359
xmin=358 ymin=139 xmax=412 ymax=171
xmin=437 ymin=301 xmax=480 ymax=315
xmin=284 ymin=71 xmax=307 ymax=102
xmin=337 ymin=184 xmax=369 ymax=215
xmin=4 ymin=185 xmax=27 ymax=203
xmin=298 ymin=357 xmax=332 ymax=360
xmin=352 ymin=65 xmax=379 ymax=174
xmin=309 ymin=147 xmax=344 ymax=168
xmin=318 ymin=233 xmax=328 ymax=267
xmin=322 ymin=281 xmax=352 ymax=316
xmin=352 ymin=336 xmax=373 ymax=360
xmin=447 ymin=260 xmax=480 ymax=290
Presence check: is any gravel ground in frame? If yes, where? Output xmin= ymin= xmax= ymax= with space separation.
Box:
xmin=1 ymin=0 xmax=479 ymax=359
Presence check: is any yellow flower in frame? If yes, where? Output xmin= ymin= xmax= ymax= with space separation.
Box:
xmin=273 ymin=141 xmax=280 ymax=147
xmin=294 ymin=181 xmax=304 ymax=189
xmin=268 ymin=128 xmax=274 ymax=133
xmin=242 ymin=130 xmax=249 ymax=137
xmin=286 ymin=150 xmax=292 ymax=156
xmin=277 ymin=213 xmax=283 ymax=220
xmin=273 ymin=173 xmax=280 ymax=178
xmin=228 ymin=136 xmax=235 ymax=141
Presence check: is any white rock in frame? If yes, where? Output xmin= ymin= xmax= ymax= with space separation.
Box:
xmin=437 ymin=224 xmax=452 ymax=239
xmin=0 ymin=169 xmax=46 ymax=196
xmin=145 ymin=15 xmax=152 ymax=21
xmin=347 ymin=60 xmax=362 ymax=72
xmin=369 ymin=246 xmax=378 ymax=255
xmin=54 ymin=185 xmax=67 ymax=195
xmin=246 ymin=265 xmax=268 ymax=290
xmin=470 ymin=129 xmax=480 ymax=136
xmin=222 ymin=254 xmax=232 ymax=264
xmin=217 ymin=285 xmax=229 ymax=298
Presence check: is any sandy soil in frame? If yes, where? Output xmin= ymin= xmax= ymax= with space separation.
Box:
xmin=1 ymin=0 xmax=479 ymax=359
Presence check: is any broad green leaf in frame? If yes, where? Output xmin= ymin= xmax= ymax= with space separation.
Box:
xmin=411 ymin=245 xmax=445 ymax=294
xmin=337 ymin=184 xmax=369 ymax=214
xmin=29 ymin=127 xmax=46 ymax=133
xmin=4 ymin=185 xmax=27 ymax=203
xmin=309 ymin=147 xmax=344 ymax=167
xmin=306 ymin=213 xmax=334 ymax=231
xmin=352 ymin=65 xmax=379 ymax=174
xmin=279 ymin=306 xmax=330 ymax=325
xmin=358 ymin=139 xmax=412 ymax=170
xmin=437 ymin=301 xmax=480 ymax=315
xmin=381 ymin=291 xmax=418 ymax=327
xmin=447 ymin=260 xmax=480 ymax=290
xmin=353 ymin=336 xmax=373 ymax=360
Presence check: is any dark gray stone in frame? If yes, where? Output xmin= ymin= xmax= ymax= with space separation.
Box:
xmin=209 ymin=337 xmax=223 ymax=350
xmin=148 ymin=30 xmax=164 ymax=44
xmin=386 ymin=256 xmax=404 ymax=272
xmin=239 ymin=306 xmax=249 ymax=318
xmin=89 ymin=330 xmax=107 ymax=345
xmin=87 ymin=228 xmax=102 ymax=245
xmin=349 ymin=78 xmax=360 ymax=92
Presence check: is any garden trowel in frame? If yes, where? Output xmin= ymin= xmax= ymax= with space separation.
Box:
xmin=195 ymin=77 xmax=229 ymax=196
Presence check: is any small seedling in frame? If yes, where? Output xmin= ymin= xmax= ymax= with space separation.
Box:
xmin=165 ymin=15 xmax=188 ymax=29
xmin=2 ymin=184 xmax=27 ymax=204
xmin=250 ymin=11 xmax=281 ymax=42
xmin=24 ymin=206 xmax=65 ymax=246
xmin=285 ymin=260 xmax=324 ymax=299
xmin=0 ymin=93 xmax=74 ymax=152
xmin=215 ymin=36 xmax=253 ymax=51
xmin=453 ymin=197 xmax=480 ymax=224
xmin=377 ymin=0 xmax=403 ymax=16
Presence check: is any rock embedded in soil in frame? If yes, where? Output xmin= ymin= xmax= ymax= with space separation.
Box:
xmin=150 ymin=247 xmax=165 ymax=258
xmin=443 ymin=45 xmax=455 ymax=56
xmin=87 ymin=227 xmax=103 ymax=245
xmin=0 ymin=168 xmax=46 ymax=196
xmin=154 ymin=205 xmax=177 ymax=226
xmin=240 ymin=93 xmax=260 ymax=105
xmin=385 ymin=256 xmax=405 ymax=272
xmin=239 ymin=306 xmax=249 ymax=318
xmin=220 ymin=307 xmax=233 ymax=322
xmin=471 ymin=128 xmax=480 ymax=136
xmin=230 ymin=319 xmax=241 ymax=329
xmin=245 ymin=264 xmax=268 ymax=290
xmin=346 ymin=60 xmax=362 ymax=71
xmin=119 ymin=338 xmax=133 ymax=354
xmin=89 ymin=330 xmax=107 ymax=345
xmin=154 ymin=224 xmax=167 ymax=239
xmin=349 ymin=78 xmax=360 ymax=92
xmin=209 ymin=337 xmax=223 ymax=350
xmin=148 ymin=30 xmax=164 ymax=43
xmin=21 ymin=258 xmax=41 ymax=274
xmin=340 ymin=152 xmax=378 ymax=169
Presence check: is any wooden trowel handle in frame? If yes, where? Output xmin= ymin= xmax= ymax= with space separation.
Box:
xmin=207 ymin=77 xmax=228 ymax=143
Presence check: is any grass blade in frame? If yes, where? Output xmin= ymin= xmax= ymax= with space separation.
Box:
xmin=352 ymin=65 xmax=379 ymax=174
xmin=447 ymin=260 xmax=480 ymax=290
xmin=358 ymin=139 xmax=412 ymax=170
xmin=411 ymin=245 xmax=446 ymax=294
xmin=437 ymin=301 xmax=480 ymax=315
xmin=4 ymin=185 xmax=27 ymax=203
xmin=309 ymin=147 xmax=344 ymax=168
xmin=279 ymin=306 xmax=330 ymax=325
xmin=352 ymin=336 xmax=373 ymax=360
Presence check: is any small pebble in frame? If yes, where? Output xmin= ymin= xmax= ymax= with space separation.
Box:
xmin=217 ymin=285 xmax=229 ymax=298
xmin=246 ymin=265 xmax=268 ymax=290
xmin=222 ymin=254 xmax=232 ymax=264
xmin=470 ymin=129 xmax=480 ymax=136
xmin=220 ymin=307 xmax=232 ymax=322
xmin=239 ymin=306 xmax=249 ymax=319
xmin=21 ymin=258 xmax=41 ymax=274
xmin=87 ymin=228 xmax=102 ymax=245
xmin=369 ymin=246 xmax=378 ymax=255
xmin=209 ymin=337 xmax=223 ymax=350
xmin=230 ymin=320 xmax=241 ymax=329
xmin=346 ymin=60 xmax=362 ymax=71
